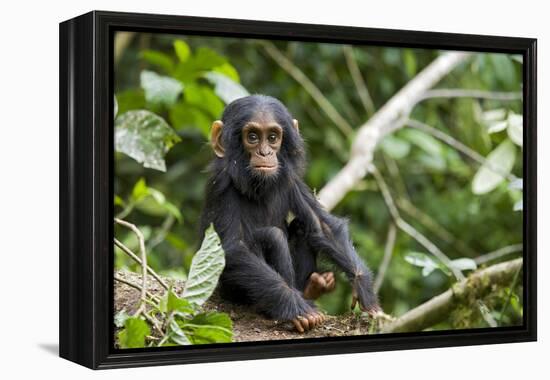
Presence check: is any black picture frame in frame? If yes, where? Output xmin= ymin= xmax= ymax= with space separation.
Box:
xmin=59 ymin=10 xmax=537 ymax=370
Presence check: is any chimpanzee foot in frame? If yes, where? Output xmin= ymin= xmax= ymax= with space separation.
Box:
xmin=303 ymin=272 xmax=336 ymax=300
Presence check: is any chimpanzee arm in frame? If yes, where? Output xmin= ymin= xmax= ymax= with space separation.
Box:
xmin=290 ymin=181 xmax=380 ymax=313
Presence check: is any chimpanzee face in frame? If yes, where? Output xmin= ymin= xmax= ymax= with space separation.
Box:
xmin=241 ymin=113 xmax=283 ymax=176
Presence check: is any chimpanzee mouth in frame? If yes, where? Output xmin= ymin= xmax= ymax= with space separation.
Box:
xmin=254 ymin=165 xmax=277 ymax=172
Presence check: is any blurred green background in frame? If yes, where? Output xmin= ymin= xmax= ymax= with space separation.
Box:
xmin=113 ymin=32 xmax=523 ymax=330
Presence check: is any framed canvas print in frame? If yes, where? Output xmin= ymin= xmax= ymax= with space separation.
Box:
xmin=59 ymin=11 xmax=537 ymax=369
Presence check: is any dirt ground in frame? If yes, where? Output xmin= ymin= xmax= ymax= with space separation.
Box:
xmin=114 ymin=270 xmax=376 ymax=342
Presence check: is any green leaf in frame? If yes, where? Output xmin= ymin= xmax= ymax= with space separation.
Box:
xmin=173 ymin=47 xmax=227 ymax=84
xmin=140 ymin=50 xmax=175 ymax=74
xmin=169 ymin=102 xmax=212 ymax=137
xmin=203 ymin=72 xmax=249 ymax=104
xmin=193 ymin=47 xmax=227 ymax=70
xmin=117 ymin=317 xmax=150 ymax=349
xmin=180 ymin=312 xmax=233 ymax=344
xmin=379 ymin=135 xmax=411 ymax=159
xmin=472 ymin=139 xmax=516 ymax=195
xmin=115 ymin=110 xmax=181 ymax=172
xmin=404 ymin=252 xmax=451 ymax=277
xmin=184 ymin=84 xmax=225 ymax=118
xmin=513 ymin=200 xmax=523 ymax=211
xmin=482 ymin=108 xmax=507 ymax=123
xmin=160 ymin=288 xmax=195 ymax=314
xmin=114 ymin=96 xmax=119 ymax=118
xmin=129 ymin=179 xmax=183 ymax=221
xmin=213 ymin=62 xmax=240 ymax=82
xmin=507 ymin=112 xmax=523 ymax=147
xmin=168 ymin=319 xmax=192 ymax=345
xmin=401 ymin=129 xmax=444 ymax=157
xmin=114 ymin=195 xmax=125 ymax=207
xmin=131 ymin=178 xmax=149 ymax=201
xmin=450 ymin=258 xmax=477 ymax=272
xmin=489 ymin=54 xmax=517 ymax=87
xmin=508 ymin=178 xmax=523 ymax=190
xmin=115 ymin=89 xmax=146 ymax=115
xmin=174 ymin=40 xmax=191 ymax=62
xmin=487 ymin=120 xmax=508 ymax=134
xmin=114 ymin=310 xmax=130 ymax=328
xmin=140 ymin=70 xmax=183 ymax=106
xmin=403 ymin=49 xmax=417 ymax=78
xmin=182 ymin=225 xmax=225 ymax=306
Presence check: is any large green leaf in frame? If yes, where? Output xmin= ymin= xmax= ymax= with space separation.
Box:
xmin=115 ymin=110 xmax=181 ymax=172
xmin=182 ymin=225 xmax=225 ymax=306
xmin=204 ymin=71 xmax=249 ymax=104
xmin=472 ymin=139 xmax=516 ymax=195
xmin=180 ymin=312 xmax=233 ymax=344
xmin=117 ymin=317 xmax=150 ymax=349
xmin=140 ymin=70 xmax=183 ymax=106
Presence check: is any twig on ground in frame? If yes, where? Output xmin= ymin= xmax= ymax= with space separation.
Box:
xmin=114 ymin=274 xmax=161 ymax=303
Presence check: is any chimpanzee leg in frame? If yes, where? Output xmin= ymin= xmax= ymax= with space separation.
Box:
xmin=288 ymin=218 xmax=318 ymax=292
xmin=253 ymin=227 xmax=296 ymax=287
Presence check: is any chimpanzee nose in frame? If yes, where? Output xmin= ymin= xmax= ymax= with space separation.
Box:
xmin=258 ymin=146 xmax=271 ymax=156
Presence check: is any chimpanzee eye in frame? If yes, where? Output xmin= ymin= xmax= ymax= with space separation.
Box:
xmin=268 ymin=133 xmax=278 ymax=143
xmin=247 ymin=132 xmax=259 ymax=143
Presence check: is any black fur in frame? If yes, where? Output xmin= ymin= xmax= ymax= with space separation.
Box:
xmin=199 ymin=95 xmax=378 ymax=321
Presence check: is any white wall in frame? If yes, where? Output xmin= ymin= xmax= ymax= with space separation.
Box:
xmin=0 ymin=0 xmax=546 ymax=378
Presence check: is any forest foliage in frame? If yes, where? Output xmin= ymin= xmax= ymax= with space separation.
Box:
xmin=113 ymin=32 xmax=524 ymax=345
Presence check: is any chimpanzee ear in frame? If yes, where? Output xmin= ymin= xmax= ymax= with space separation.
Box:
xmin=292 ymin=119 xmax=299 ymax=132
xmin=211 ymin=120 xmax=225 ymax=158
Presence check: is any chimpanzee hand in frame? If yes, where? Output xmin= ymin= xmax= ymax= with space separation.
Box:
xmin=350 ymin=273 xmax=382 ymax=316
xmin=292 ymin=311 xmax=326 ymax=333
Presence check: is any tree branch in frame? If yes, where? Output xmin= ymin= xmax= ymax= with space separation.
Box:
xmin=474 ymin=244 xmax=523 ymax=265
xmin=114 ymin=218 xmax=148 ymax=316
xmin=318 ymin=52 xmax=472 ymax=210
xmin=374 ymin=223 xmax=397 ymax=293
xmin=343 ymin=45 xmax=375 ymax=116
xmin=382 ymin=258 xmax=523 ymax=333
xmin=415 ymin=88 xmax=522 ymax=105
xmin=372 ymin=166 xmax=464 ymax=281
xmin=406 ymin=118 xmax=518 ymax=181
